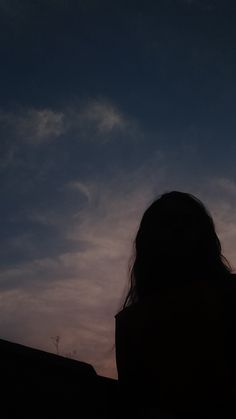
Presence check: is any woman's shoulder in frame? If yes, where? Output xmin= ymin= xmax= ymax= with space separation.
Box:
xmin=115 ymin=295 xmax=156 ymax=328
xmin=224 ymin=272 xmax=236 ymax=288
xmin=115 ymin=292 xmax=166 ymax=331
xmin=115 ymin=300 xmax=141 ymax=322
xmin=115 ymin=273 xmax=236 ymax=321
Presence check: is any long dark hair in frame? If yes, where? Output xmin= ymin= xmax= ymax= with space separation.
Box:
xmin=123 ymin=191 xmax=231 ymax=308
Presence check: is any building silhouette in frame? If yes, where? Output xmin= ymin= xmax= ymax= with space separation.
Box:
xmin=0 ymin=338 xmax=118 ymax=418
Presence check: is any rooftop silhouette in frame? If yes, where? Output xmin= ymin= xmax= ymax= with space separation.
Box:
xmin=0 ymin=338 xmax=118 ymax=418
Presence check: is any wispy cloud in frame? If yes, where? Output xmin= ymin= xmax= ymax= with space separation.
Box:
xmin=78 ymin=100 xmax=127 ymax=135
xmin=67 ymin=180 xmax=92 ymax=203
xmin=214 ymin=177 xmax=236 ymax=197
xmin=0 ymin=99 xmax=135 ymax=164
xmin=66 ymin=98 xmax=136 ymax=144
xmin=0 ymin=108 xmax=65 ymax=145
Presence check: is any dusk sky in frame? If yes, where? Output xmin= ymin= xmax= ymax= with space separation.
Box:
xmin=1 ymin=0 xmax=236 ymax=378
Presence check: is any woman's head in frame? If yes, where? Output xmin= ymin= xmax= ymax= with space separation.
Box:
xmin=124 ymin=191 xmax=231 ymax=307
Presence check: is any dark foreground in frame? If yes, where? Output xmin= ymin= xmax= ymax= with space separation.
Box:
xmin=0 ymin=338 xmax=118 ymax=418
xmin=1 ymin=338 xmax=235 ymax=419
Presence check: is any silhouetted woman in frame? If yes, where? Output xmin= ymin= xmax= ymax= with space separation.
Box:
xmin=115 ymin=191 xmax=236 ymax=418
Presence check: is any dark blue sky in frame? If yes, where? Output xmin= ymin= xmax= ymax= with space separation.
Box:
xmin=1 ymin=0 xmax=236 ymax=377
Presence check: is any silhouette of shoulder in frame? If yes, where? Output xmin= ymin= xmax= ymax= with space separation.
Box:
xmin=115 ymin=274 xmax=236 ymax=415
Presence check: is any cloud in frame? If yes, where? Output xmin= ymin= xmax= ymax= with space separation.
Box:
xmin=0 ymin=108 xmax=65 ymax=145
xmin=0 ymin=165 xmax=161 ymax=288
xmin=78 ymin=100 xmax=126 ymax=134
xmin=0 ymin=99 xmax=135 ymax=172
xmin=0 ymin=99 xmax=135 ymax=155
xmin=21 ymin=109 xmax=65 ymax=144
xmin=67 ymin=180 xmax=92 ymax=203
xmin=66 ymin=98 xmax=136 ymax=144
xmin=214 ymin=177 xmax=236 ymax=197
